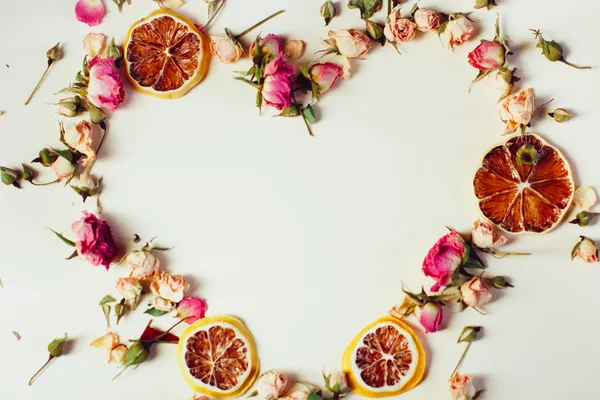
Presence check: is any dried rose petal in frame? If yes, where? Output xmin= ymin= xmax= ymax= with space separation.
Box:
xmin=574 ymin=186 xmax=597 ymax=211
xmin=75 ymin=0 xmax=106 ymax=27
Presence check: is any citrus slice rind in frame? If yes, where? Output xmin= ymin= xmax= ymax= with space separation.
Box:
xmin=177 ymin=315 xmax=259 ymax=398
xmin=123 ymin=8 xmax=209 ymax=99
xmin=342 ymin=316 xmax=426 ymax=398
xmin=474 ymin=133 xmax=574 ymax=235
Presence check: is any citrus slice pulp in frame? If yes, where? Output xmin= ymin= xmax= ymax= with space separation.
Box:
xmin=177 ymin=315 xmax=259 ymax=398
xmin=123 ymin=9 xmax=209 ymax=99
xmin=342 ymin=316 xmax=426 ymax=398
xmin=474 ymin=134 xmax=574 ymax=234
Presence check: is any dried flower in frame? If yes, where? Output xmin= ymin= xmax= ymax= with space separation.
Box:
xmin=116 ymin=277 xmax=143 ymax=309
xmin=572 ymin=236 xmax=599 ymax=263
xmin=284 ymin=40 xmax=305 ymax=60
xmin=469 ymin=41 xmax=505 ymax=71
xmin=0 ymin=166 xmax=20 ymax=188
xmin=324 ymin=371 xmax=350 ymax=395
xmin=384 ymin=13 xmax=417 ymax=44
xmin=24 ymin=43 xmax=61 ymax=106
xmin=461 ymin=277 xmax=493 ymax=308
xmin=569 ymin=211 xmax=599 ymax=227
xmin=87 ymin=56 xmax=125 ymax=112
xmin=422 ymin=230 xmax=468 ymax=292
xmin=531 ymin=29 xmax=591 ymax=70
xmin=56 ymin=97 xmax=81 ymax=118
xmin=414 ymin=9 xmax=442 ymax=32
xmin=71 ymin=211 xmax=118 ymax=269
xmin=83 ymin=33 xmax=106 ymax=57
xmin=262 ymin=55 xmax=295 ymax=110
xmin=150 ymin=271 xmax=189 ymax=309
xmin=210 ymin=33 xmax=243 ymax=64
xmin=548 ymin=108 xmax=573 ymax=123
xmin=439 ymin=14 xmax=475 ymax=50
xmin=255 ymin=370 xmax=288 ymax=400
xmin=500 ymin=88 xmax=535 ymax=135
xmin=63 ymin=120 xmax=96 ymax=161
xmin=573 ymin=187 xmax=597 ymax=211
xmin=123 ymin=249 xmax=160 ymax=279
xmin=75 ymin=0 xmax=105 ymax=27
xmin=415 ymin=302 xmax=443 ymax=333
xmin=29 ymin=333 xmax=68 ymax=385
xmin=471 ymin=220 xmax=507 ymax=249
xmin=176 ymin=297 xmax=209 ymax=324
xmin=325 ymin=29 xmax=371 ymax=58
xmin=484 ymin=67 xmax=518 ymax=100
xmin=474 ymin=0 xmax=496 ymax=9
xmin=309 ymin=62 xmax=343 ymax=94
xmin=365 ymin=20 xmax=385 ymax=45
xmin=320 ymin=0 xmax=336 ymax=26
xmin=457 ymin=326 xmax=481 ymax=343
xmin=449 ymin=373 xmax=478 ymax=400
xmin=51 ymin=156 xmax=75 ymax=181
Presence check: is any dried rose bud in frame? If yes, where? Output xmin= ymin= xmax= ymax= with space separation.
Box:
xmin=365 ymin=19 xmax=385 ymax=45
xmin=35 ymin=148 xmax=58 ymax=167
xmin=284 ymin=40 xmax=305 ymax=61
xmin=548 ymin=108 xmax=573 ymax=123
xmin=457 ymin=326 xmax=481 ymax=343
xmin=0 ymin=166 xmax=20 ymax=188
xmin=531 ymin=29 xmax=591 ymax=70
xmin=29 ymin=333 xmax=68 ymax=385
xmin=488 ymin=275 xmax=513 ymax=289
xmin=572 ymin=236 xmax=599 ymax=263
xmin=569 ymin=211 xmax=599 ymax=227
xmin=56 ymin=97 xmax=80 ymax=118
xmin=25 ymin=43 xmax=61 ymax=105
xmin=474 ymin=0 xmax=496 ymax=9
xmin=46 ymin=42 xmax=61 ymax=62
xmin=320 ymin=0 xmax=336 ymax=26
xmin=107 ymin=38 xmax=123 ymax=61
xmin=21 ymin=163 xmax=35 ymax=182
xmin=516 ymin=144 xmax=539 ymax=166
xmin=324 ymin=371 xmax=350 ymax=395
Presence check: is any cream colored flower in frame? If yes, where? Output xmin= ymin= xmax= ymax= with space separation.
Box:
xmin=209 ymin=35 xmax=243 ymax=64
xmin=51 ymin=157 xmax=74 ymax=181
xmin=574 ymin=187 xmax=597 ymax=211
xmin=284 ymin=40 xmax=305 ymax=60
xmin=256 ymin=370 xmax=288 ymax=400
xmin=63 ymin=120 xmax=96 ymax=160
xmin=440 ymin=15 xmax=475 ymax=50
xmin=82 ymin=33 xmax=105 ymax=57
xmin=500 ymin=88 xmax=535 ymax=135
xmin=328 ymin=29 xmax=370 ymax=58
xmin=151 ymin=271 xmax=188 ymax=304
xmin=90 ymin=332 xmax=119 ymax=350
xmin=115 ymin=277 xmax=143 ymax=309
xmin=108 ymin=344 xmax=128 ymax=364
xmin=471 ymin=220 xmax=507 ymax=249
xmin=461 ymin=277 xmax=492 ymax=308
xmin=124 ymin=249 xmax=160 ymax=279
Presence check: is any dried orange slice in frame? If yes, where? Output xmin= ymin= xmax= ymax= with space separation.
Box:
xmin=177 ymin=315 xmax=259 ymax=398
xmin=474 ymin=134 xmax=574 ymax=234
xmin=123 ymin=9 xmax=209 ymax=99
xmin=342 ymin=316 xmax=425 ymax=398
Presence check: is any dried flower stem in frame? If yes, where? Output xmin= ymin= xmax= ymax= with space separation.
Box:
xmin=451 ymin=341 xmax=472 ymax=378
xmin=482 ymin=248 xmax=531 ymax=258
xmin=292 ymin=95 xmax=314 ymax=137
xmin=560 ymin=59 xmax=591 ymax=70
xmin=25 ymin=61 xmax=54 ymax=106
xmin=235 ymin=10 xmax=286 ymax=40
xmin=203 ymin=0 xmax=226 ymax=31
xmin=28 ymin=355 xmax=54 ymax=385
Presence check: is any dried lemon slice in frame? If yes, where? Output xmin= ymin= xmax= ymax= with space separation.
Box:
xmin=177 ymin=315 xmax=259 ymax=398
xmin=342 ymin=316 xmax=426 ymax=398
xmin=123 ymin=9 xmax=209 ymax=99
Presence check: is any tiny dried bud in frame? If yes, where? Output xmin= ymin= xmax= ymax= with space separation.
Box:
xmin=474 ymin=0 xmax=496 ymax=9
xmin=56 ymin=97 xmax=80 ymax=118
xmin=365 ymin=20 xmax=385 ymax=45
xmin=516 ymin=144 xmax=539 ymax=166
xmin=548 ymin=108 xmax=573 ymax=123
xmin=124 ymin=341 xmax=150 ymax=367
xmin=48 ymin=333 xmax=68 ymax=357
xmin=320 ymin=0 xmax=336 ymax=26
xmin=569 ymin=211 xmax=599 ymax=227
xmin=115 ymin=300 xmax=127 ymax=324
xmin=457 ymin=326 xmax=481 ymax=343
xmin=87 ymin=101 xmax=106 ymax=124
xmin=37 ymin=148 xmax=58 ymax=167
xmin=22 ymin=163 xmax=35 ymax=182
xmin=107 ymin=38 xmax=123 ymax=60
xmin=46 ymin=43 xmax=61 ymax=62
xmin=531 ymin=29 xmax=590 ymax=70
xmin=572 ymin=236 xmax=599 ymax=263
xmin=0 ymin=166 xmax=20 ymax=188
xmin=489 ymin=276 xmax=513 ymax=289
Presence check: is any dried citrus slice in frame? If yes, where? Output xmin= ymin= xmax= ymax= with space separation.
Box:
xmin=474 ymin=134 xmax=574 ymax=234
xmin=177 ymin=315 xmax=259 ymax=398
xmin=342 ymin=316 xmax=425 ymax=398
xmin=123 ymin=9 xmax=209 ymax=99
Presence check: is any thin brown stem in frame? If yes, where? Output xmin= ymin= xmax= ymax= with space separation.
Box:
xmin=560 ymin=59 xmax=591 ymax=70
xmin=28 ymin=355 xmax=54 ymax=385
xmin=25 ymin=62 xmax=53 ymax=106
xmin=451 ymin=342 xmax=471 ymax=378
xmin=204 ymin=0 xmax=226 ymax=31
xmin=31 ymin=179 xmax=60 ymax=186
xmin=235 ymin=10 xmax=285 ymax=40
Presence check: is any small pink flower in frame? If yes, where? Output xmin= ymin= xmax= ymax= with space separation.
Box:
xmin=384 ymin=13 xmax=417 ymax=43
xmin=468 ymin=41 xmax=505 ymax=70
xmin=461 ymin=277 xmax=493 ymax=308
xmin=72 ymin=211 xmax=118 ymax=269
xmin=471 ymin=219 xmax=507 ymax=249
xmin=440 ymin=14 xmax=475 ymax=49
xmin=87 ymin=56 xmax=125 ymax=112
xmin=176 ymin=297 xmax=208 ymax=324
xmin=415 ymin=302 xmax=443 ymax=333
xmin=413 ymin=9 xmax=441 ymax=32
xmin=75 ymin=0 xmax=106 ymax=27
xmin=422 ymin=230 xmax=468 ymax=292
xmin=256 ymin=370 xmax=288 ymax=400
xmin=250 ymin=34 xmax=282 ymax=58
xmin=309 ymin=62 xmax=343 ymax=94
xmin=449 ymin=373 xmax=477 ymax=400
xmin=262 ymin=54 xmax=295 ymax=110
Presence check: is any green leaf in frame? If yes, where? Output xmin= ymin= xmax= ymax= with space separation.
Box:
xmin=48 ymin=228 xmax=76 ymax=247
xmin=275 ymin=105 xmax=300 ymax=117
xmin=49 ymin=147 xmax=74 ymax=163
xmin=347 ymin=0 xmax=382 ymax=19
xmin=99 ymin=295 xmax=116 ymax=306
xmin=55 ymin=86 xmax=87 ymax=98
xmin=102 ymin=304 xmax=111 ymax=328
xmin=571 ymin=238 xmax=583 ymax=260
xmin=302 ymin=104 xmax=316 ymax=124
xmin=308 ymin=393 xmax=323 ymax=400
xmin=469 ymin=246 xmax=486 ymax=268
xmin=463 ymin=262 xmax=485 ymax=270
xmin=144 ymin=307 xmax=168 ymax=317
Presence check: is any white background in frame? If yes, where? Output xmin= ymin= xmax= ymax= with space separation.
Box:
xmin=1 ymin=0 xmax=600 ymax=399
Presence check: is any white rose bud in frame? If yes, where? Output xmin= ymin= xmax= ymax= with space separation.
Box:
xmin=460 ymin=277 xmax=493 ymax=308
xmin=324 ymin=371 xmax=349 ymax=395
xmin=471 ymin=220 xmax=507 ymax=249
xmin=209 ymin=34 xmax=243 ymax=64
xmin=256 ymin=370 xmax=288 ymax=400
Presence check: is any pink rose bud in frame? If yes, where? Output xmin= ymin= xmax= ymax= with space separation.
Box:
xmin=413 ymin=9 xmax=441 ymax=32
xmin=261 ymin=55 xmax=295 ymax=110
xmin=176 ymin=297 xmax=208 ymax=324
xmin=422 ymin=230 xmax=468 ymax=292
xmin=460 ymin=277 xmax=493 ymax=308
xmin=415 ymin=302 xmax=443 ymax=333
xmin=256 ymin=370 xmax=288 ymax=400
xmin=250 ymin=34 xmax=282 ymax=59
xmin=324 ymin=371 xmax=349 ymax=394
xmin=572 ymin=236 xmax=599 ymax=263
xmin=71 ymin=211 xmax=118 ymax=269
xmin=499 ymin=88 xmax=535 ymax=135
xmin=384 ymin=13 xmax=417 ymax=43
xmin=471 ymin=220 xmax=507 ymax=249
xmin=439 ymin=14 xmax=475 ymax=50
xmin=468 ymin=41 xmax=506 ymax=71
xmin=327 ymin=29 xmax=371 ymax=58
xmin=209 ymin=34 xmax=243 ymax=64
xmin=87 ymin=56 xmax=125 ymax=112
xmin=82 ymin=33 xmax=106 ymax=57
xmin=449 ymin=373 xmax=477 ymax=400
xmin=75 ymin=0 xmax=106 ymax=27
xmin=309 ymin=62 xmax=343 ymax=94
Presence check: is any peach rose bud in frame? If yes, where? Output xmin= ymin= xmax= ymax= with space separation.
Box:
xmin=209 ymin=33 xmax=243 ymax=64
xmin=255 ymin=370 xmax=288 ymax=400
xmin=414 ymin=9 xmax=441 ymax=32
xmin=461 ymin=277 xmax=493 ymax=308
xmin=449 ymin=373 xmax=477 ymax=400
xmin=439 ymin=14 xmax=475 ymax=50
xmin=572 ymin=236 xmax=599 ymax=263
xmin=324 ymin=371 xmax=349 ymax=395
